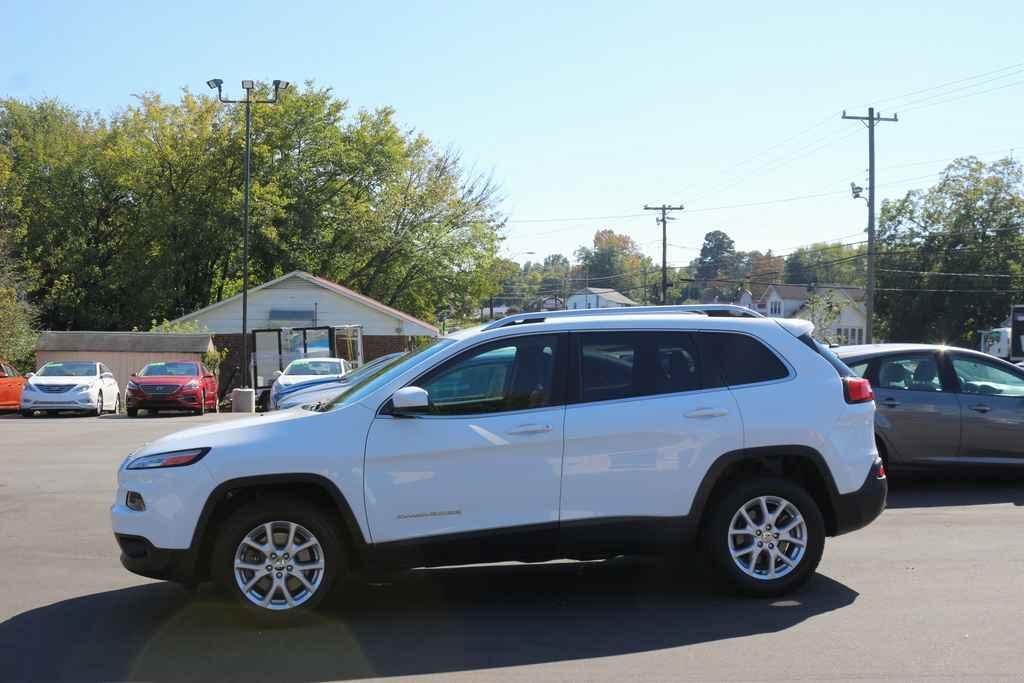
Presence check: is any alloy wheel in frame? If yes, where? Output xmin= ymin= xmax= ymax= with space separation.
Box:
xmin=233 ymin=521 xmax=325 ymax=610
xmin=727 ymin=495 xmax=807 ymax=580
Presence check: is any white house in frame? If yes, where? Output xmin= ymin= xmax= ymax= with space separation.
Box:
xmin=567 ymin=287 xmax=637 ymax=309
xmin=750 ymin=284 xmax=867 ymax=345
xmin=173 ymin=271 xmax=438 ymax=387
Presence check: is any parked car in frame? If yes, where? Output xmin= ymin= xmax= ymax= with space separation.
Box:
xmin=836 ymin=343 xmax=1024 ymax=468
xmin=0 ymin=360 xmax=27 ymax=412
xmin=126 ymin=361 xmax=218 ymax=417
xmin=21 ymin=360 xmax=120 ymax=417
xmin=112 ymin=309 xmax=885 ymax=614
xmin=267 ymin=357 xmax=351 ymax=411
xmin=271 ymin=353 xmax=405 ymax=411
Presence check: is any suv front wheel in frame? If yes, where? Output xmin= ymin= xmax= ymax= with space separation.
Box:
xmin=706 ymin=477 xmax=825 ymax=597
xmin=211 ymin=498 xmax=343 ymax=613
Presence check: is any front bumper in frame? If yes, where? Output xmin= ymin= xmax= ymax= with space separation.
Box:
xmin=21 ymin=392 xmax=98 ymax=411
xmin=127 ymin=389 xmax=201 ymax=410
xmin=832 ymin=457 xmax=888 ymax=536
xmin=115 ymin=534 xmax=201 ymax=583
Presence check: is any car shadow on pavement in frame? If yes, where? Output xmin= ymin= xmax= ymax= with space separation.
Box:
xmin=0 ymin=558 xmax=857 ymax=682
xmin=886 ymin=469 xmax=1024 ymax=509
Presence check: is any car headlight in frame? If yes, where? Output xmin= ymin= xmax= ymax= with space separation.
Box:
xmin=125 ymin=448 xmax=210 ymax=470
xmin=75 ymin=383 xmax=94 ymax=392
xmin=23 ymin=383 xmax=37 ymax=393
xmin=127 ymin=380 xmax=141 ymax=392
xmin=184 ymin=379 xmax=199 ymax=389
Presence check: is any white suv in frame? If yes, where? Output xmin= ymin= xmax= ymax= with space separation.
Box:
xmin=112 ymin=308 xmax=886 ymax=612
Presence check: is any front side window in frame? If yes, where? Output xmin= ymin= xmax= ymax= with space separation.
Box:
xmin=952 ymin=356 xmax=1024 ymax=397
xmin=37 ymin=361 xmax=98 ymax=377
xmin=876 ymin=355 xmax=943 ymax=392
xmin=709 ymin=332 xmax=789 ymax=386
xmin=412 ymin=334 xmax=561 ymax=415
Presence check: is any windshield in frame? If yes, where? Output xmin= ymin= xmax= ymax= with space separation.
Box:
xmin=139 ymin=362 xmax=197 ymax=377
xmin=322 ymin=339 xmax=455 ymax=410
xmin=36 ymin=361 xmax=97 ymax=377
xmin=285 ymin=359 xmax=343 ymax=376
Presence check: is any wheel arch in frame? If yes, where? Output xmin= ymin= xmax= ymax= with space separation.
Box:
xmin=190 ymin=473 xmax=369 ymax=580
xmin=691 ymin=446 xmax=842 ymax=538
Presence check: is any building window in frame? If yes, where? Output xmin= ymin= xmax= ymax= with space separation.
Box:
xmin=769 ymin=300 xmax=782 ymax=316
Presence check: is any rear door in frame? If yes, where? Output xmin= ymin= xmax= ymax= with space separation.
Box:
xmin=559 ymin=330 xmax=742 ymax=551
xmin=949 ymin=354 xmax=1024 ymax=462
xmin=870 ymin=353 xmax=961 ymax=465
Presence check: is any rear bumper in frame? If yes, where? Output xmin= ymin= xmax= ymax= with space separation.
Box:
xmin=115 ymin=534 xmax=201 ymax=583
xmin=832 ymin=458 xmax=887 ymax=536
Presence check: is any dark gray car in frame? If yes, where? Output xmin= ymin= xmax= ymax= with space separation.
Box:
xmin=836 ymin=343 xmax=1024 ymax=467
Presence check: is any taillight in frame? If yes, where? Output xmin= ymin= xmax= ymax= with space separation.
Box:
xmin=843 ymin=376 xmax=874 ymax=404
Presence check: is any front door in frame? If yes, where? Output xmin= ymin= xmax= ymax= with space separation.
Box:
xmin=0 ymin=363 xmax=25 ymax=410
xmin=560 ymin=331 xmax=743 ymax=552
xmin=950 ymin=354 xmax=1024 ymax=462
xmin=364 ymin=333 xmax=567 ymax=554
xmin=871 ymin=353 xmax=961 ymax=465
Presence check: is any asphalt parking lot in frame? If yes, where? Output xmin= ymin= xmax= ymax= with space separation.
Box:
xmin=1 ymin=413 xmax=1023 ymax=682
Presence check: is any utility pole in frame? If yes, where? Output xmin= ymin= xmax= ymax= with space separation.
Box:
xmin=842 ymin=107 xmax=897 ymax=343
xmin=644 ymin=204 xmax=684 ymax=304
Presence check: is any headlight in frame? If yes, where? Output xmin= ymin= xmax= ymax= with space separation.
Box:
xmin=74 ymin=383 xmax=93 ymax=392
xmin=127 ymin=380 xmax=141 ymax=392
xmin=125 ymin=447 xmax=210 ymax=470
xmin=184 ymin=379 xmax=199 ymax=389
xmin=23 ymin=383 xmax=37 ymax=393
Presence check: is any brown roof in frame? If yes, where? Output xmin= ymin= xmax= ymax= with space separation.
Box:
xmin=37 ymin=331 xmax=214 ymax=353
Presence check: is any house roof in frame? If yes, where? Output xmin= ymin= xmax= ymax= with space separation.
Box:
xmin=37 ymin=331 xmax=214 ymax=353
xmin=759 ymin=283 xmax=866 ymax=304
xmin=573 ymin=287 xmax=637 ymax=305
xmin=172 ymin=271 xmax=438 ymax=336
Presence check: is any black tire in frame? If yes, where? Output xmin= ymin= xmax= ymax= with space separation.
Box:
xmin=705 ymin=477 xmax=825 ymax=597
xmin=113 ymin=393 xmax=121 ymax=415
xmin=211 ymin=497 xmax=344 ymax=615
xmin=195 ymin=391 xmax=206 ymax=416
xmin=94 ymin=392 xmax=104 ymax=417
xmin=127 ymin=407 xmax=138 ymax=417
xmin=20 ymin=409 xmax=33 ymax=418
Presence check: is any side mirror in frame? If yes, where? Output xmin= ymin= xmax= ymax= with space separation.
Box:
xmin=272 ymin=370 xmax=283 ymax=380
xmin=25 ymin=372 xmax=34 ymax=379
xmin=101 ymin=372 xmax=114 ymax=379
xmin=391 ymin=386 xmax=429 ymax=412
xmin=205 ymin=372 xmax=215 ymax=379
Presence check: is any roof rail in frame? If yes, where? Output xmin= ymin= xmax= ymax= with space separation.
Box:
xmin=482 ymin=304 xmax=763 ymax=331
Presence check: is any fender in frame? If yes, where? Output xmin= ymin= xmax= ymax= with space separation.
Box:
xmin=688 ymin=445 xmax=842 ymax=535
xmin=190 ymin=473 xmax=370 ymax=570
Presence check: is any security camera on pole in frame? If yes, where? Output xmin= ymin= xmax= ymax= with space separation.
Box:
xmin=207 ymin=78 xmax=290 ymax=412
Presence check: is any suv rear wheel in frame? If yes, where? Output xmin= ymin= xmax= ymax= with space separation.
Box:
xmin=706 ymin=477 xmax=825 ymax=597
xmin=211 ymin=498 xmax=343 ymax=613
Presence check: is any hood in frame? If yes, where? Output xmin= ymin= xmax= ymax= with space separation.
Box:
xmin=131 ymin=375 xmax=196 ymax=384
xmin=276 ymin=373 xmax=343 ymax=388
xmin=129 ymin=408 xmax=317 ymax=460
xmin=30 ymin=376 xmax=94 ymax=386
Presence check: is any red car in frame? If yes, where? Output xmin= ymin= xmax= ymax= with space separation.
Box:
xmin=126 ymin=360 xmax=218 ymax=417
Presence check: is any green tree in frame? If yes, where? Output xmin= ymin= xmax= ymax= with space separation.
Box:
xmin=875 ymin=156 xmax=1024 ymax=344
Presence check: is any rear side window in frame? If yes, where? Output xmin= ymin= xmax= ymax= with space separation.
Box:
xmin=798 ymin=333 xmax=854 ymax=378
xmin=708 ymin=332 xmax=789 ymax=386
xmin=576 ymin=331 xmax=703 ymax=403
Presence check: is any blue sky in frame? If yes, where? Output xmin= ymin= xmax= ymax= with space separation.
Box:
xmin=4 ymin=1 xmax=1023 ymax=267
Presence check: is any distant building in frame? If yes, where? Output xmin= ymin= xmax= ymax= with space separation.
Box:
xmin=567 ymin=287 xmax=637 ymax=309
xmin=749 ymin=284 xmax=867 ymax=344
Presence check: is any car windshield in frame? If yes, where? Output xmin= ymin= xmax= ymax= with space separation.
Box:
xmin=36 ymin=362 xmax=97 ymax=377
xmin=285 ymin=360 xmax=342 ymax=376
xmin=139 ymin=362 xmax=197 ymax=376
xmin=321 ymin=339 xmax=455 ymax=410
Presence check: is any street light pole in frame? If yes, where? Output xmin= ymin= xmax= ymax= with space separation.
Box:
xmin=206 ymin=78 xmax=289 ymax=389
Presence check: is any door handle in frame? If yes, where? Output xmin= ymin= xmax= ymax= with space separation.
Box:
xmin=969 ymin=404 xmax=991 ymax=413
xmin=506 ymin=424 xmax=552 ymax=435
xmin=880 ymin=397 xmax=900 ymax=407
xmin=685 ymin=408 xmax=729 ymax=419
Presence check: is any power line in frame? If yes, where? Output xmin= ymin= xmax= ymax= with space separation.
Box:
xmin=865 ymin=61 xmax=1024 ymax=107
xmin=901 ymin=79 xmax=1024 ymax=114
